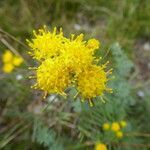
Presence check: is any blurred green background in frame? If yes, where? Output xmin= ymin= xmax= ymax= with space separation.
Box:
xmin=0 ymin=0 xmax=150 ymax=150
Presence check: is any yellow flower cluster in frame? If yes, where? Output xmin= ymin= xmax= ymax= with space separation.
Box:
xmin=27 ymin=26 xmax=112 ymax=105
xmin=95 ymin=143 xmax=107 ymax=150
xmin=102 ymin=121 xmax=127 ymax=138
xmin=2 ymin=50 xmax=23 ymax=73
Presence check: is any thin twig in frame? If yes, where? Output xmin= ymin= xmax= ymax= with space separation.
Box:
xmin=133 ymin=79 xmax=150 ymax=89
xmin=82 ymin=141 xmax=150 ymax=148
xmin=1 ymin=37 xmax=21 ymax=56
xmin=125 ymin=132 xmax=150 ymax=137
xmin=84 ymin=6 xmax=117 ymax=18
xmin=0 ymin=28 xmax=28 ymax=49
xmin=0 ymin=37 xmax=29 ymax=66
xmin=0 ymin=124 xmax=30 ymax=148
xmin=103 ymin=49 xmax=111 ymax=60
xmin=112 ymin=142 xmax=150 ymax=148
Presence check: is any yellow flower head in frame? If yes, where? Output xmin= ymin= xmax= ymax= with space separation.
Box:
xmin=13 ymin=56 xmax=23 ymax=66
xmin=2 ymin=50 xmax=23 ymax=74
xmin=34 ymin=59 xmax=71 ymax=96
xmin=2 ymin=50 xmax=13 ymax=63
xmin=111 ymin=122 xmax=120 ymax=132
xmin=95 ymin=143 xmax=107 ymax=150
xmin=103 ymin=123 xmax=110 ymax=130
xmin=120 ymin=120 xmax=127 ymax=128
xmin=27 ymin=26 xmax=68 ymax=61
xmin=28 ymin=26 xmax=112 ymax=103
xmin=2 ymin=63 xmax=14 ymax=73
xmin=62 ymin=34 xmax=95 ymax=75
xmin=116 ymin=131 xmax=123 ymax=138
xmin=77 ymin=65 xmax=108 ymax=100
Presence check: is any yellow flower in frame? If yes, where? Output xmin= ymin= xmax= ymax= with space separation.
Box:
xmin=2 ymin=50 xmax=23 ymax=74
xmin=95 ymin=143 xmax=107 ymax=150
xmin=27 ymin=26 xmax=112 ymax=103
xmin=2 ymin=63 xmax=14 ymax=73
xmin=34 ymin=59 xmax=71 ymax=96
xmin=62 ymin=34 xmax=95 ymax=75
xmin=2 ymin=50 xmax=13 ymax=63
xmin=27 ymin=26 xmax=68 ymax=61
xmin=116 ymin=131 xmax=123 ymax=138
xmin=13 ymin=56 xmax=23 ymax=66
xmin=103 ymin=123 xmax=110 ymax=130
xmin=111 ymin=122 xmax=120 ymax=132
xmin=120 ymin=120 xmax=127 ymax=128
xmin=77 ymin=65 xmax=109 ymax=100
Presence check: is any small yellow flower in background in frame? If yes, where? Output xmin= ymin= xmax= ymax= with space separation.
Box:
xmin=95 ymin=143 xmax=107 ymax=150
xmin=2 ymin=50 xmax=13 ymax=63
xmin=2 ymin=63 xmax=14 ymax=73
xmin=120 ymin=120 xmax=127 ymax=128
xmin=13 ymin=56 xmax=23 ymax=66
xmin=111 ymin=122 xmax=120 ymax=132
xmin=102 ymin=123 xmax=110 ymax=130
xmin=116 ymin=131 xmax=123 ymax=138
xmin=2 ymin=50 xmax=23 ymax=73
xmin=102 ymin=121 xmax=126 ymax=139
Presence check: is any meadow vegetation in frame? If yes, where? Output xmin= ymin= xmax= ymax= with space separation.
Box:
xmin=0 ymin=0 xmax=149 ymax=149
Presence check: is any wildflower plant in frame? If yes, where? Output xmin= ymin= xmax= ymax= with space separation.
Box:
xmin=102 ymin=120 xmax=127 ymax=140
xmin=27 ymin=26 xmax=112 ymax=105
xmin=2 ymin=50 xmax=23 ymax=73
xmin=0 ymin=1 xmax=149 ymax=150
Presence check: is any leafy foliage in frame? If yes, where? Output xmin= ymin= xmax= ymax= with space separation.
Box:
xmin=32 ymin=118 xmax=64 ymax=150
xmin=0 ymin=0 xmax=149 ymax=150
xmin=78 ymin=43 xmax=133 ymax=138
